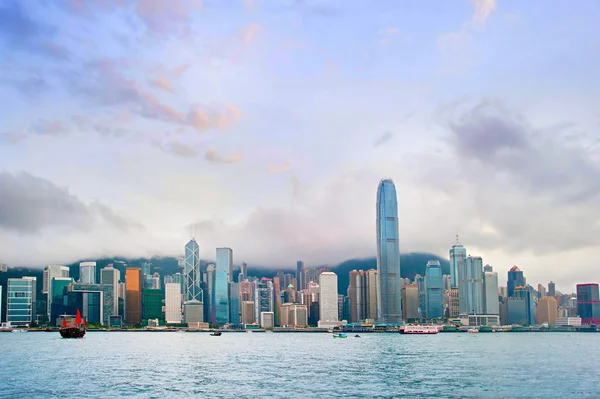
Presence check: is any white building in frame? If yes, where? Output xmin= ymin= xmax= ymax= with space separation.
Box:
xmin=260 ymin=311 xmax=274 ymax=329
xmin=483 ymin=269 xmax=499 ymax=315
xmin=100 ymin=265 xmax=120 ymax=316
xmin=555 ymin=317 xmax=582 ymax=327
xmin=43 ymin=265 xmax=70 ymax=319
xmin=79 ymin=262 xmax=97 ymax=284
xmin=165 ymin=283 xmax=182 ymax=324
xmin=318 ymin=272 xmax=338 ymax=327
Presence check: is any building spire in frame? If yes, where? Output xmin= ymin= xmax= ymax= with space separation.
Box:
xmin=456 ymin=234 xmax=459 ymax=244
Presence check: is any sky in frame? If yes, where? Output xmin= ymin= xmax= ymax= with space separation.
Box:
xmin=1 ymin=0 xmax=600 ymax=292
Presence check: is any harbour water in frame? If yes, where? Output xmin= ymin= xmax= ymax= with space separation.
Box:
xmin=1 ymin=332 xmax=598 ymax=398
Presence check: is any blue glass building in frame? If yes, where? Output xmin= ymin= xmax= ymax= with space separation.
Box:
xmin=7 ymin=277 xmax=37 ymax=326
xmin=425 ymin=261 xmax=443 ymax=319
xmin=376 ymin=179 xmax=402 ymax=324
xmin=507 ymin=266 xmax=525 ymax=298
xmin=458 ymin=256 xmax=484 ymax=315
xmin=215 ymin=248 xmax=233 ymax=326
xmin=185 ymin=239 xmax=203 ymax=302
xmin=449 ymin=239 xmax=466 ymax=289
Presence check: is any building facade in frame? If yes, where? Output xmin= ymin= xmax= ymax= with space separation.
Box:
xmin=458 ymin=255 xmax=484 ymax=315
xmin=536 ymin=296 xmax=558 ymax=325
xmin=165 ymin=283 xmax=182 ymax=324
xmin=125 ymin=268 xmax=142 ymax=325
xmin=376 ymin=178 xmax=402 ymax=324
xmin=449 ymin=239 xmax=466 ymax=289
xmin=7 ymin=277 xmax=37 ymax=326
xmin=483 ymin=268 xmax=499 ymax=315
xmin=100 ymin=264 xmax=120 ymax=316
xmin=576 ymin=284 xmax=600 ymax=325
xmin=215 ymin=247 xmax=233 ymax=326
xmin=319 ymin=272 xmax=338 ymax=325
xmin=425 ymin=261 xmax=443 ymax=319
xmin=507 ymin=266 xmax=525 ymax=298
xmin=253 ymin=278 xmax=274 ymax=322
xmin=401 ymin=283 xmax=419 ymax=320
xmin=185 ymin=239 xmax=202 ymax=302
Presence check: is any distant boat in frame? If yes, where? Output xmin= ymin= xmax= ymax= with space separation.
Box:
xmin=467 ymin=328 xmax=479 ymax=334
xmin=333 ymin=333 xmax=347 ymax=339
xmin=399 ymin=325 xmax=439 ymax=335
xmin=354 ymin=335 xmax=361 ymax=338
xmin=11 ymin=329 xmax=27 ymax=333
xmin=59 ymin=310 xmax=86 ymax=339
xmin=210 ymin=331 xmax=222 ymax=336
xmin=246 ymin=330 xmax=253 ymax=334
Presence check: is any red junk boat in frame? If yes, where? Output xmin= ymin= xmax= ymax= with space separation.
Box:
xmin=59 ymin=310 xmax=86 ymax=339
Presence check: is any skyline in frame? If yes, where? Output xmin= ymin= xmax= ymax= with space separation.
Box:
xmin=1 ymin=0 xmax=600 ymax=291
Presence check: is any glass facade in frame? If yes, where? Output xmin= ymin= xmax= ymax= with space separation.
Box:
xmin=143 ymin=288 xmax=164 ymax=323
xmin=215 ymin=248 xmax=233 ymax=326
xmin=449 ymin=242 xmax=466 ymax=289
xmin=125 ymin=268 xmax=142 ymax=325
xmin=507 ymin=266 xmax=525 ymax=298
xmin=50 ymin=278 xmax=74 ymax=324
xmin=376 ymin=179 xmax=402 ymax=324
xmin=229 ymin=282 xmax=240 ymax=325
xmin=458 ymin=256 xmax=484 ymax=315
xmin=576 ymin=284 xmax=600 ymax=325
xmin=185 ymin=239 xmax=202 ymax=302
xmin=7 ymin=277 xmax=36 ymax=326
xmin=425 ymin=261 xmax=443 ymax=319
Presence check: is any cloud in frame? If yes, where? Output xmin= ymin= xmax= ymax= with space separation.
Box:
xmin=240 ymin=23 xmax=263 ymax=45
xmin=205 ymin=148 xmax=243 ymax=164
xmin=186 ymin=104 xmax=242 ymax=132
xmin=470 ymin=0 xmax=497 ymax=26
xmin=160 ymin=141 xmax=198 ymax=158
xmin=373 ymin=131 xmax=393 ymax=147
xmin=172 ymin=64 xmax=189 ymax=77
xmin=31 ymin=119 xmax=71 ymax=136
xmin=0 ymin=172 xmax=140 ymax=233
xmin=0 ymin=75 xmax=50 ymax=96
xmin=267 ymin=163 xmax=291 ymax=173
xmin=136 ymin=0 xmax=203 ymax=35
xmin=148 ymin=75 xmax=174 ymax=92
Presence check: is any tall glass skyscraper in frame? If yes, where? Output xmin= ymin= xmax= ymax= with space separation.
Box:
xmin=7 ymin=277 xmax=36 ymax=326
xmin=376 ymin=178 xmax=402 ymax=324
xmin=425 ymin=261 xmax=443 ymax=319
xmin=458 ymin=256 xmax=484 ymax=315
xmin=215 ymin=247 xmax=233 ymax=326
xmin=576 ymin=283 xmax=600 ymax=325
xmin=449 ymin=238 xmax=466 ymax=289
xmin=507 ymin=266 xmax=525 ymax=298
xmin=185 ymin=239 xmax=202 ymax=302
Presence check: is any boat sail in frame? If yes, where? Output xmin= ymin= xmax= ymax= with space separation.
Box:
xmin=59 ymin=310 xmax=86 ymax=339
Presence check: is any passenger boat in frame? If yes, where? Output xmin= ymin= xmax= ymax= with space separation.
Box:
xmin=399 ymin=325 xmax=439 ymax=335
xmin=210 ymin=331 xmax=222 ymax=336
xmin=467 ymin=328 xmax=479 ymax=334
xmin=11 ymin=329 xmax=27 ymax=333
xmin=59 ymin=310 xmax=86 ymax=339
xmin=332 ymin=333 xmax=347 ymax=338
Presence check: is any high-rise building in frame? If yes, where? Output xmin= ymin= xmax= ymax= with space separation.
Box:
xmin=458 ymin=255 xmax=484 ymax=315
xmin=448 ymin=288 xmax=459 ymax=317
xmin=483 ymin=264 xmax=493 ymax=273
xmin=548 ymin=281 xmax=556 ymax=297
xmin=215 ymin=247 xmax=233 ymax=326
xmin=318 ymin=272 xmax=338 ymax=325
xmin=101 ymin=264 xmax=120 ymax=316
xmin=79 ymin=262 xmax=96 ymax=284
xmin=483 ymin=267 xmax=499 ymax=315
xmin=0 ymin=263 xmax=8 ymax=272
xmin=425 ymin=261 xmax=443 ymax=319
xmin=366 ymin=269 xmax=378 ymax=320
xmin=442 ymin=274 xmax=452 ymax=291
xmin=415 ymin=274 xmax=426 ymax=318
xmin=507 ymin=286 xmax=534 ymax=325
xmin=537 ymin=284 xmax=546 ymax=298
xmin=205 ymin=264 xmax=216 ymax=325
xmin=229 ymin=282 xmax=240 ymax=325
xmin=348 ymin=270 xmax=366 ymax=323
xmin=507 ymin=266 xmax=525 ymax=298
xmin=576 ymin=284 xmax=600 ymax=325
xmin=185 ymin=239 xmax=202 ymax=302
xmin=125 ymin=268 xmax=142 ymax=325
xmin=401 ymin=283 xmax=419 ymax=320
xmin=165 ymin=283 xmax=182 ymax=324
xmin=273 ymin=276 xmax=282 ymax=326
xmin=241 ymin=300 xmax=255 ymax=324
xmin=376 ymin=178 xmax=402 ymax=324
xmin=142 ymin=288 xmax=163 ymax=323
xmin=253 ymin=278 xmax=274 ymax=322
xmin=7 ymin=277 xmax=36 ymax=326
xmin=536 ymin=296 xmax=558 ymax=325
xmin=44 ymin=265 xmax=70 ymax=320
xmin=296 ymin=261 xmax=305 ymax=291
xmin=184 ymin=300 xmax=204 ymax=324
xmin=239 ymin=262 xmax=248 ymax=283
xmin=449 ymin=238 xmax=466 ymax=289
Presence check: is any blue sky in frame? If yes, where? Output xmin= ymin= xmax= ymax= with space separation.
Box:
xmin=1 ymin=0 xmax=600 ymax=291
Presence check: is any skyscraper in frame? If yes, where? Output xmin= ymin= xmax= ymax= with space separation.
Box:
xmin=458 ymin=255 xmax=484 ymax=315
xmin=165 ymin=283 xmax=182 ymax=324
xmin=79 ymin=262 xmax=96 ymax=284
xmin=376 ymin=178 xmax=402 ymax=324
xmin=296 ymin=261 xmax=305 ymax=291
xmin=536 ymin=296 xmax=558 ymax=325
xmin=576 ymin=284 xmax=600 ymax=325
xmin=239 ymin=262 xmax=248 ymax=283
xmin=507 ymin=266 xmax=525 ymax=298
xmin=43 ymin=265 xmax=70 ymax=320
xmin=449 ymin=238 xmax=466 ymax=288
xmin=7 ymin=277 xmax=36 ymax=326
xmin=185 ymin=239 xmax=202 ymax=302
xmin=483 ymin=267 xmax=499 ymax=315
xmin=401 ymin=284 xmax=419 ymax=320
xmin=253 ymin=278 xmax=274 ymax=322
xmin=348 ymin=270 xmax=366 ymax=323
xmin=215 ymin=248 xmax=233 ymax=326
xmin=125 ymin=268 xmax=142 ymax=325
xmin=425 ymin=261 xmax=443 ymax=319
xmin=548 ymin=281 xmax=556 ymax=297
xmin=101 ymin=264 xmax=120 ymax=316
xmin=318 ymin=272 xmax=338 ymax=326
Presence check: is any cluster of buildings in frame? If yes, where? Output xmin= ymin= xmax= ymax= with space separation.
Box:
xmin=1 ymin=179 xmax=599 ymax=329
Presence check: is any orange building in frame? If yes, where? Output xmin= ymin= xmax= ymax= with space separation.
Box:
xmin=125 ymin=268 xmax=142 ymax=325
xmin=536 ymin=296 xmax=558 ymax=325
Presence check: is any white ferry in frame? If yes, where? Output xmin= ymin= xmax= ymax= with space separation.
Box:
xmin=399 ymin=325 xmax=440 ymax=335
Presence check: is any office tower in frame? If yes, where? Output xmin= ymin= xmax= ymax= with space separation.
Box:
xmin=376 ymin=178 xmax=402 ymax=324
xmin=425 ymin=261 xmax=443 ymax=319
xmin=576 ymin=284 xmax=600 ymax=325
xmin=338 ymin=294 xmax=346 ymax=321
xmin=415 ymin=275 xmax=426 ymax=318
xmin=548 ymin=281 xmax=556 ymax=297
xmin=296 ymin=261 xmax=305 ymax=291
xmin=449 ymin=237 xmax=466 ymax=288
xmin=448 ymin=288 xmax=459 ymax=317
xmin=165 ymin=283 xmax=182 ymax=324
xmin=184 ymin=300 xmax=204 ymax=324
xmin=507 ymin=286 xmax=534 ymax=325
xmin=483 ymin=267 xmax=499 ymax=315
xmin=318 ymin=272 xmax=338 ymax=324
xmin=260 ymin=311 xmax=274 ymax=329
xmin=125 ymin=268 xmax=142 ymax=325
xmin=215 ymin=248 xmax=233 ymax=326
xmin=498 ymin=286 xmax=508 ymax=298
xmin=239 ymin=262 xmax=248 ymax=283
xmin=306 ymin=268 xmax=320 ymax=285
xmin=483 ymin=264 xmax=493 ymax=273
xmin=101 ymin=264 xmax=120 ymax=316
xmin=141 ymin=262 xmax=151 ymax=278
xmin=229 ymin=282 xmax=240 ymax=325
xmin=348 ymin=270 xmax=366 ymax=322
xmin=79 ymin=262 xmax=96 ymax=284
xmin=366 ymin=269 xmax=378 ymax=320
xmin=507 ymin=266 xmax=525 ymax=298
xmin=253 ymin=278 xmax=274 ymax=322
xmin=185 ymin=239 xmax=202 ymax=301
xmin=143 ymin=288 xmax=163 ymax=323
xmin=536 ymin=296 xmax=558 ymax=325
xmin=401 ymin=283 xmax=419 ymax=320
xmin=7 ymin=277 xmax=36 ymax=326
xmin=44 ymin=265 xmax=70 ymax=320
xmin=150 ymin=273 xmax=160 ymax=289
xmin=273 ymin=276 xmax=282 ymax=326
xmin=537 ymin=284 xmax=546 ymax=298
xmin=276 ymin=269 xmax=285 ymax=290
xmin=442 ymin=274 xmax=452 ymax=291
xmin=458 ymin=255 xmax=484 ymax=315
xmin=206 ymin=264 xmax=216 ymax=325
xmin=241 ymin=301 xmax=255 ymax=324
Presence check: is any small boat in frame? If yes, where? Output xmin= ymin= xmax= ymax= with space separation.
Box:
xmin=399 ymin=325 xmax=439 ymax=335
xmin=246 ymin=330 xmax=253 ymax=334
xmin=355 ymin=335 xmax=361 ymax=338
xmin=467 ymin=328 xmax=479 ymax=334
xmin=12 ymin=329 xmax=27 ymax=333
xmin=333 ymin=333 xmax=347 ymax=339
xmin=210 ymin=331 xmax=222 ymax=336
xmin=59 ymin=310 xmax=86 ymax=339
